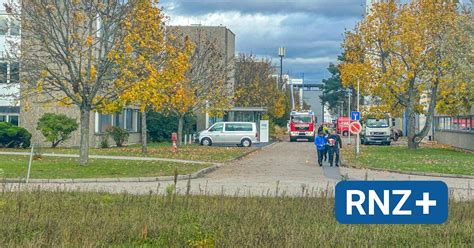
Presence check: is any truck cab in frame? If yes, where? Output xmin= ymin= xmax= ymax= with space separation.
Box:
xmin=289 ymin=111 xmax=316 ymax=142
xmin=361 ymin=118 xmax=392 ymax=145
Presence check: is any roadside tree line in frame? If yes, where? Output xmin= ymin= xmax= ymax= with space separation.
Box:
xmin=8 ymin=0 xmax=290 ymax=166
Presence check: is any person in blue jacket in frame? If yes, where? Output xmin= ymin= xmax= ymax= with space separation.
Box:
xmin=314 ymin=132 xmax=327 ymax=167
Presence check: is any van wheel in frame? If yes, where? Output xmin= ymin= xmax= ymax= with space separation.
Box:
xmin=290 ymin=137 xmax=296 ymax=142
xmin=241 ymin=138 xmax=252 ymax=147
xmin=308 ymin=137 xmax=314 ymax=142
xmin=201 ymin=138 xmax=212 ymax=146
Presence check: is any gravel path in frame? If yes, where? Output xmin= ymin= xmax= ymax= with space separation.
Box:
xmin=4 ymin=141 xmax=473 ymax=200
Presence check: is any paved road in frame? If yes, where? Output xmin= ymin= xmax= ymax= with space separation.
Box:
xmin=4 ymin=141 xmax=473 ymax=200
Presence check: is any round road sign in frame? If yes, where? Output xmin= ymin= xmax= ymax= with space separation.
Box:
xmin=350 ymin=121 xmax=362 ymax=134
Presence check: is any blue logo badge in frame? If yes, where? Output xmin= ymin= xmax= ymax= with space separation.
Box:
xmin=335 ymin=181 xmax=448 ymax=224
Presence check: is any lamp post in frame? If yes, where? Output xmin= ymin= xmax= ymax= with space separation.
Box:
xmin=278 ymin=47 xmax=285 ymax=89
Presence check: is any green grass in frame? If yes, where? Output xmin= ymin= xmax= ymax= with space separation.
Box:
xmin=343 ymin=146 xmax=474 ymax=175
xmin=0 ymin=191 xmax=472 ymax=247
xmin=0 ymin=142 xmax=254 ymax=162
xmin=0 ymin=155 xmax=210 ymax=179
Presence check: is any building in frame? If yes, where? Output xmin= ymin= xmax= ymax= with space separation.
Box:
xmin=0 ymin=0 xmax=20 ymax=126
xmin=169 ymin=25 xmax=237 ymax=131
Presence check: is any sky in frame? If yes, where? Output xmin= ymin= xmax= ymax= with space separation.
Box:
xmin=159 ymin=0 xmax=367 ymax=83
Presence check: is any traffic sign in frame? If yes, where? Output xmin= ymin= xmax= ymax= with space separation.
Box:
xmin=351 ymin=111 xmax=361 ymax=121
xmin=350 ymin=121 xmax=362 ymax=134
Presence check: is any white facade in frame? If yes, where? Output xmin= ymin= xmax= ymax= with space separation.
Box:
xmin=0 ymin=0 xmax=20 ymax=107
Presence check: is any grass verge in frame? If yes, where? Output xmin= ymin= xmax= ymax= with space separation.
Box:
xmin=0 ymin=155 xmax=210 ymax=179
xmin=0 ymin=190 xmax=472 ymax=247
xmin=0 ymin=143 xmax=254 ymax=163
xmin=342 ymin=145 xmax=474 ymax=176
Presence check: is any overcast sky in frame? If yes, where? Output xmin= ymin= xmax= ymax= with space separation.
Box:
xmin=159 ymin=0 xmax=367 ymax=83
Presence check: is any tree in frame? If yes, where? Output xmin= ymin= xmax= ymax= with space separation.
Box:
xmin=320 ymin=55 xmax=356 ymax=116
xmin=37 ymin=113 xmax=78 ymax=148
xmin=234 ymin=54 xmax=287 ymax=120
xmin=110 ymin=0 xmax=193 ymax=153
xmin=16 ymin=0 xmax=135 ymax=165
xmin=165 ymin=27 xmax=233 ymax=145
xmin=340 ymin=0 xmax=472 ymax=149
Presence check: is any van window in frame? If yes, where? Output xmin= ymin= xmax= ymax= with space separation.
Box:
xmin=209 ymin=123 xmax=223 ymax=132
xmin=225 ymin=123 xmax=253 ymax=132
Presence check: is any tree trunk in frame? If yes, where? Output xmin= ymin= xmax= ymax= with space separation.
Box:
xmin=407 ymin=109 xmax=418 ymax=149
xmin=79 ymin=107 xmax=91 ymax=166
xmin=178 ymin=115 xmax=184 ymax=146
xmin=141 ymin=110 xmax=147 ymax=154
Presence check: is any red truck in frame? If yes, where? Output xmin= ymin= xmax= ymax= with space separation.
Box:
xmin=289 ymin=111 xmax=316 ymax=142
xmin=336 ymin=117 xmax=351 ymax=136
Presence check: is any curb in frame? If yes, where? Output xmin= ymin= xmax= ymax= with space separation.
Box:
xmin=341 ymin=162 xmax=474 ymax=179
xmin=1 ymin=163 xmax=222 ymax=184
xmin=1 ymin=142 xmax=279 ymax=184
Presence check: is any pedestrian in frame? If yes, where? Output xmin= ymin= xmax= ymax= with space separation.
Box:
xmin=327 ymin=130 xmax=342 ymax=167
xmin=314 ymin=132 xmax=327 ymax=167
xmin=317 ymin=124 xmax=324 ymax=135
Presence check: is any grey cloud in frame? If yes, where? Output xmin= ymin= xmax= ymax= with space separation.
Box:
xmin=161 ymin=0 xmax=365 ymax=18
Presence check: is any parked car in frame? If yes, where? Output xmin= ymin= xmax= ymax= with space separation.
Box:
xmin=198 ymin=122 xmax=259 ymax=147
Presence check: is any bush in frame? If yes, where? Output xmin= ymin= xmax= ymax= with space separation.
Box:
xmin=147 ymin=112 xmax=196 ymax=142
xmin=99 ymin=134 xmax=110 ymax=149
xmin=106 ymin=126 xmax=129 ymax=147
xmin=37 ymin=113 xmax=79 ymax=148
xmin=0 ymin=122 xmax=32 ymax=148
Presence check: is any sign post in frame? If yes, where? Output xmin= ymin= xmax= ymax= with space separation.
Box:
xmin=350 ymin=121 xmax=362 ymax=156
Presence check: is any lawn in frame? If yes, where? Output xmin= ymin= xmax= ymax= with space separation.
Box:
xmin=0 ymin=155 xmax=210 ymax=179
xmin=0 ymin=142 xmax=254 ymax=163
xmin=0 ymin=191 xmax=472 ymax=247
xmin=342 ymin=145 xmax=474 ymax=176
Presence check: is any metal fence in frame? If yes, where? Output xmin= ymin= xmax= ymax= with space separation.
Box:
xmin=434 ymin=115 xmax=473 ymax=132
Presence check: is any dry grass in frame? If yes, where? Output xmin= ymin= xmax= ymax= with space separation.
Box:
xmin=0 ymin=187 xmax=472 ymax=247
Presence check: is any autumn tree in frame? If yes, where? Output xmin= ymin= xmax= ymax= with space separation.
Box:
xmin=16 ymin=0 xmax=135 ymax=165
xmin=234 ymin=54 xmax=286 ymax=120
xmin=340 ymin=0 xmax=472 ymax=149
xmin=111 ymin=0 xmax=193 ymax=153
xmin=165 ymin=27 xmax=233 ymax=145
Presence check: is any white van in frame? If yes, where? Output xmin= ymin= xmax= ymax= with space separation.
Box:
xmin=198 ymin=122 xmax=259 ymax=147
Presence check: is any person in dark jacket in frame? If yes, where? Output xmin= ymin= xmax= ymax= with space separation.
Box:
xmin=327 ymin=130 xmax=342 ymax=167
xmin=314 ymin=132 xmax=327 ymax=166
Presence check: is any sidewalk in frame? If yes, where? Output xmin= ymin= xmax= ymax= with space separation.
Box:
xmin=0 ymin=151 xmax=211 ymax=164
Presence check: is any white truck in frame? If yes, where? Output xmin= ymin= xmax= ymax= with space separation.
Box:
xmin=360 ymin=117 xmax=392 ymax=145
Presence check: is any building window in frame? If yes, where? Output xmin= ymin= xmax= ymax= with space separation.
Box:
xmin=8 ymin=115 xmax=18 ymax=126
xmin=0 ymin=115 xmax=6 ymax=122
xmin=0 ymin=16 xmax=7 ymax=35
xmin=0 ymin=62 xmax=7 ymax=84
xmin=96 ymin=109 xmax=139 ymax=134
xmin=10 ymin=19 xmax=20 ymax=36
xmin=10 ymin=62 xmax=19 ymax=84
xmin=98 ymin=114 xmax=112 ymax=133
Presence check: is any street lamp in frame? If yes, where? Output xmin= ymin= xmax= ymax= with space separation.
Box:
xmin=278 ymin=47 xmax=285 ymax=88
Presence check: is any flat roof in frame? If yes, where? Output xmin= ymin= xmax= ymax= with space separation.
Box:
xmin=228 ymin=107 xmax=267 ymax=112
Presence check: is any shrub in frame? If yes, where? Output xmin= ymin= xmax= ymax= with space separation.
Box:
xmin=106 ymin=126 xmax=129 ymax=147
xmin=0 ymin=122 xmax=32 ymax=148
xmin=37 ymin=113 xmax=79 ymax=148
xmin=99 ymin=134 xmax=110 ymax=149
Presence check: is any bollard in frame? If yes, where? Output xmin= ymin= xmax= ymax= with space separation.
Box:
xmin=171 ymin=132 xmax=177 ymax=153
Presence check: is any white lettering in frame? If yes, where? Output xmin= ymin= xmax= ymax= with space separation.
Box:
xmin=392 ymin=190 xmax=412 ymax=215
xmin=368 ymin=190 xmax=390 ymax=215
xmin=347 ymin=190 xmax=366 ymax=215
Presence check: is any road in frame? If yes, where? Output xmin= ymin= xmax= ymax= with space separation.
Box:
xmin=4 ymin=141 xmax=473 ymax=200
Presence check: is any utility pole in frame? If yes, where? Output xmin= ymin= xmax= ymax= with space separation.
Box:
xmin=356 ymin=79 xmax=360 ymax=155
xmin=278 ymin=47 xmax=285 ymax=89
xmin=347 ymin=89 xmax=351 ymax=145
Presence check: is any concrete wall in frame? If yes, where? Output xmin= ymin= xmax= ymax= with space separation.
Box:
xmin=435 ymin=131 xmax=474 ymax=151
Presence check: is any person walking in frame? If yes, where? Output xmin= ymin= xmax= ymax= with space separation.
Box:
xmin=327 ymin=130 xmax=342 ymax=167
xmin=314 ymin=132 xmax=327 ymax=167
